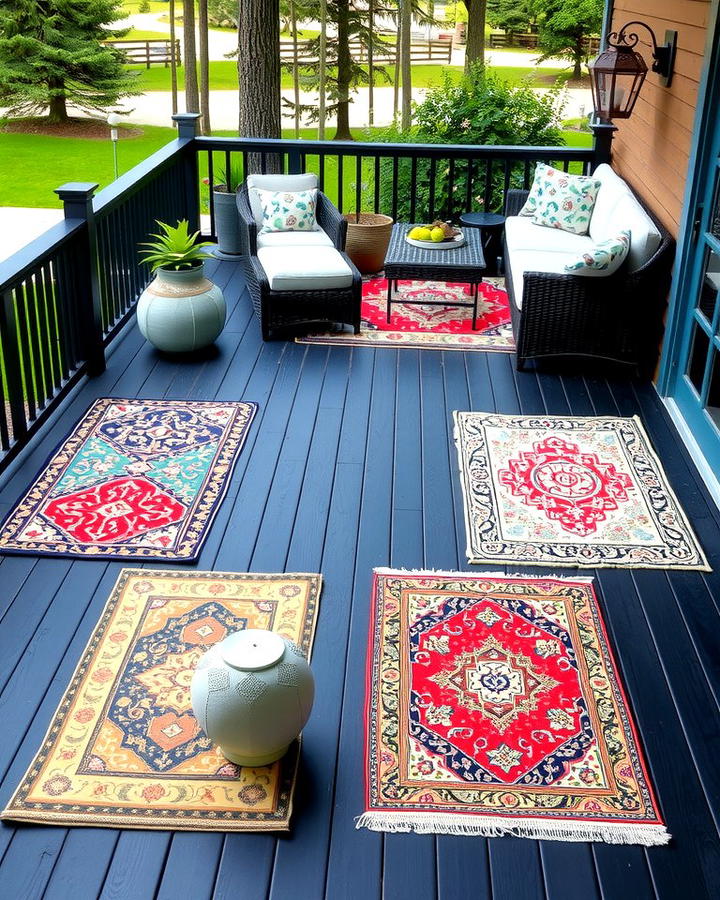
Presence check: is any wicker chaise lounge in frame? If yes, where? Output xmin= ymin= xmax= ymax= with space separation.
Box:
xmin=503 ymin=165 xmax=675 ymax=375
xmin=237 ymin=177 xmax=361 ymax=340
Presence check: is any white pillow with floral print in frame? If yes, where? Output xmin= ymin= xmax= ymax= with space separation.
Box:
xmin=531 ymin=168 xmax=602 ymax=235
xmin=518 ymin=163 xmax=548 ymax=216
xmin=258 ymin=188 xmax=318 ymax=233
xmin=564 ymin=230 xmax=631 ymax=277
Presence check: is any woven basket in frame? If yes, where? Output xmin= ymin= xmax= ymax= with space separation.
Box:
xmin=343 ymin=213 xmax=394 ymax=274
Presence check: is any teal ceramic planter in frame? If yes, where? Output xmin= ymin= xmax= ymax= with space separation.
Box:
xmin=137 ymin=263 xmax=226 ymax=353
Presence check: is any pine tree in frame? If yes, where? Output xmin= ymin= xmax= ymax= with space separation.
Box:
xmin=0 ymin=0 xmax=138 ymax=124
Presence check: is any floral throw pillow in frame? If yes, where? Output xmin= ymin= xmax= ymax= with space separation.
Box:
xmin=258 ymin=188 xmax=318 ymax=233
xmin=531 ymin=168 xmax=602 ymax=235
xmin=518 ymin=164 xmax=548 ymax=217
xmin=564 ymin=231 xmax=631 ymax=278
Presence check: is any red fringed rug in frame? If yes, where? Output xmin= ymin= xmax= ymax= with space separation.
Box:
xmin=297 ymin=277 xmax=514 ymax=351
xmin=359 ymin=569 xmax=670 ymax=845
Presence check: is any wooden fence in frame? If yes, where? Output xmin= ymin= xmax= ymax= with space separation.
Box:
xmin=489 ymin=32 xmax=600 ymax=54
xmin=279 ymin=37 xmax=452 ymax=66
xmin=104 ymin=39 xmax=181 ymax=68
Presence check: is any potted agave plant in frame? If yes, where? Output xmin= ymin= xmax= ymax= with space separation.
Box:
xmin=212 ymin=159 xmax=244 ymax=258
xmin=137 ymin=219 xmax=227 ymax=352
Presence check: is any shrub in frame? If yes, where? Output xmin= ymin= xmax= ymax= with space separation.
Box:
xmin=379 ymin=66 xmax=567 ymax=221
xmin=138 ymin=0 xmax=151 ymax=12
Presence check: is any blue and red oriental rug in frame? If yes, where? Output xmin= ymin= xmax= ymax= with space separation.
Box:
xmin=0 ymin=399 xmax=256 ymax=561
xmin=359 ymin=569 xmax=670 ymax=845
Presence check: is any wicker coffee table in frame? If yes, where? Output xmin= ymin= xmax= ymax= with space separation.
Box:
xmin=383 ymin=224 xmax=486 ymax=328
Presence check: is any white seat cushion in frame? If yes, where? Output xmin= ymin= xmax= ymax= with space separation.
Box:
xmin=590 ymin=164 xmax=661 ymax=270
xmin=509 ymin=248 xmax=585 ymax=310
xmin=258 ymin=246 xmax=353 ymax=291
xmin=257 ymin=227 xmax=334 ymax=250
xmin=505 ymin=216 xmax=594 ymax=255
xmin=247 ymin=173 xmax=319 ymax=226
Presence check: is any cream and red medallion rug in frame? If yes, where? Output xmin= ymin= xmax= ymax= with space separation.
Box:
xmin=0 ymin=399 xmax=257 ymax=561
xmin=2 ymin=570 xmax=321 ymax=831
xmin=454 ymin=412 xmax=709 ymax=570
xmin=297 ymin=277 xmax=514 ymax=351
xmin=359 ymin=569 xmax=669 ymax=845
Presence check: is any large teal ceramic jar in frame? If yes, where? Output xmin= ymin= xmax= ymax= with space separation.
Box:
xmin=190 ymin=629 xmax=315 ymax=766
xmin=137 ymin=262 xmax=226 ymax=352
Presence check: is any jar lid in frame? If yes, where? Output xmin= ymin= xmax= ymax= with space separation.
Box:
xmin=220 ymin=629 xmax=285 ymax=671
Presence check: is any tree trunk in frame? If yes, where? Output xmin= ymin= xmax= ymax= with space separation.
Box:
xmin=169 ymin=0 xmax=178 ymax=116
xmin=47 ymin=80 xmax=68 ymax=123
xmin=393 ymin=32 xmax=400 ymax=119
xmin=368 ymin=0 xmax=374 ymax=127
xmin=318 ymin=0 xmax=327 ymax=139
xmin=238 ymin=0 xmax=281 ymax=169
xmin=290 ymin=0 xmax=300 ymax=138
xmin=333 ymin=0 xmax=353 ymax=140
xmin=463 ymin=0 xmax=486 ymax=73
xmin=182 ymin=0 xmax=199 ymax=112
xmin=573 ymin=38 xmax=583 ymax=80
xmin=399 ymin=0 xmax=412 ymax=131
xmin=198 ymin=0 xmax=211 ymax=133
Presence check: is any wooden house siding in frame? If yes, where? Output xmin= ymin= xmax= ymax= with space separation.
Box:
xmin=610 ymin=0 xmax=712 ymax=234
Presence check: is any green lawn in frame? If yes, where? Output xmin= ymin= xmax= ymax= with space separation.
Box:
xmin=118 ymin=28 xmax=172 ymax=41
xmin=0 ymin=124 xmax=591 ymax=210
xmin=127 ymin=61 xmax=572 ymax=92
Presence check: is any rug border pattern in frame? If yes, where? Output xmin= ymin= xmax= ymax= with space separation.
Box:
xmin=360 ymin=568 xmax=670 ymax=845
xmin=1 ymin=569 xmax=322 ymax=831
xmin=453 ymin=412 xmax=710 ymax=571
xmin=0 ymin=398 xmax=258 ymax=562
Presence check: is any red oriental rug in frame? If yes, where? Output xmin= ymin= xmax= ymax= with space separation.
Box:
xmin=360 ymin=569 xmax=670 ymax=845
xmin=296 ymin=277 xmax=514 ymax=351
xmin=454 ymin=412 xmax=709 ymax=570
xmin=0 ymin=399 xmax=256 ymax=561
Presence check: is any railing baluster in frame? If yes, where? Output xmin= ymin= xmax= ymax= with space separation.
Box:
xmin=32 ymin=270 xmax=54 ymax=400
xmin=409 ymin=157 xmax=418 ymax=223
xmin=392 ymin=157 xmax=399 ymax=222
xmin=0 ymin=289 xmax=28 ymax=445
xmin=338 ymin=155 xmax=344 ymax=213
xmin=355 ymin=154 xmax=362 ymax=216
xmin=36 ymin=263 xmax=60 ymax=396
xmin=466 ymin=158 xmax=474 ymax=211
xmin=39 ymin=262 xmax=60 ymax=391
xmin=428 ymin=159 xmax=436 ymax=221
xmin=13 ymin=286 xmax=36 ymax=420
xmin=374 ymin=156 xmax=380 ymax=213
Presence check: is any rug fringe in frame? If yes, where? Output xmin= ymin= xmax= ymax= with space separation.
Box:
xmin=372 ymin=566 xmax=594 ymax=584
xmin=355 ymin=812 xmax=670 ymax=846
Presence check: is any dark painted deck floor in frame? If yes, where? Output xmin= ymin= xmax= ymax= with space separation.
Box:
xmin=0 ymin=258 xmax=719 ymax=900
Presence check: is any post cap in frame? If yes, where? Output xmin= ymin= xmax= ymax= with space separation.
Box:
xmin=54 ymin=182 xmax=99 ymax=200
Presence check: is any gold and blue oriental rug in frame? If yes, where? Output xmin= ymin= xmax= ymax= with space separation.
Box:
xmin=359 ymin=569 xmax=670 ymax=845
xmin=0 ymin=399 xmax=256 ymax=561
xmin=2 ymin=569 xmax=321 ymax=831
xmin=454 ymin=412 xmax=709 ymax=570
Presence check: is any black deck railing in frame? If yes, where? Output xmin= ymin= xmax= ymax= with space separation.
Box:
xmin=0 ymin=112 xmax=606 ymax=473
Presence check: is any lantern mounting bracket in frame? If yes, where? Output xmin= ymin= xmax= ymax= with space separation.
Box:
xmin=607 ymin=21 xmax=678 ymax=86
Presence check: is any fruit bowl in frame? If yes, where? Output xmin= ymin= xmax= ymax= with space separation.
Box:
xmin=405 ymin=229 xmax=465 ymax=250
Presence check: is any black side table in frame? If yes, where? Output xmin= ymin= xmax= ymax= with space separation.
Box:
xmin=459 ymin=212 xmax=506 ymax=277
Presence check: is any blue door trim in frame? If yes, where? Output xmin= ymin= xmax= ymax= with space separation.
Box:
xmin=658 ymin=0 xmax=720 ymax=393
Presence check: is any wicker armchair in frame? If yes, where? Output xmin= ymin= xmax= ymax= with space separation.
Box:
xmin=237 ymin=185 xmax=362 ymax=340
xmin=504 ymin=189 xmax=675 ymax=375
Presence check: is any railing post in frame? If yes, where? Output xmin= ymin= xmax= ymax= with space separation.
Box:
xmin=55 ymin=183 xmax=106 ymax=376
xmin=590 ymin=121 xmax=617 ymax=167
xmin=172 ymin=113 xmax=201 ymax=230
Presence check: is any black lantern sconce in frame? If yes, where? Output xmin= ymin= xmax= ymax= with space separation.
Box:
xmin=589 ymin=22 xmax=678 ymax=121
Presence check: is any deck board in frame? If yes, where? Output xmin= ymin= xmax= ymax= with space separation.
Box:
xmin=0 ymin=259 xmax=718 ymax=899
